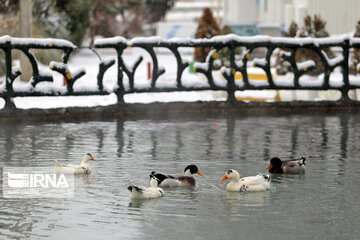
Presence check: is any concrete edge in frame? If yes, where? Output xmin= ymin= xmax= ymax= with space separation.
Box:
xmin=1 ymin=101 xmax=360 ymax=122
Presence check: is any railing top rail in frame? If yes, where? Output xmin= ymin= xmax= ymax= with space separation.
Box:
xmin=95 ymin=34 xmax=353 ymax=48
xmin=0 ymin=35 xmax=76 ymax=49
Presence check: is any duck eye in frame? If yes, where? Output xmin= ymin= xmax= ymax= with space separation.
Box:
xmin=227 ymin=170 xmax=233 ymax=174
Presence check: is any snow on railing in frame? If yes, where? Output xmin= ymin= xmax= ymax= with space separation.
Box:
xmin=0 ymin=35 xmax=116 ymax=109
xmin=1 ymin=34 xmax=360 ymax=109
xmin=95 ymin=34 xmax=358 ymax=103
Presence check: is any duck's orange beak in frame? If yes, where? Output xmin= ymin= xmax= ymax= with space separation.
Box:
xmin=220 ymin=175 xmax=228 ymax=181
xmin=91 ymin=157 xmax=96 ymax=161
xmin=197 ymin=170 xmax=203 ymax=176
xmin=266 ymin=163 xmax=272 ymax=169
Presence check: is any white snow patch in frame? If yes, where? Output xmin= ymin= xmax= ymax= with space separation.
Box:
xmin=235 ymin=90 xmax=278 ymax=100
xmin=13 ymin=94 xmax=117 ymax=109
xmin=0 ymin=35 xmax=11 ymax=44
xmin=11 ymin=37 xmax=76 ymax=48
xmin=297 ymin=60 xmax=315 ymax=71
xmin=124 ymin=91 xmax=223 ymax=103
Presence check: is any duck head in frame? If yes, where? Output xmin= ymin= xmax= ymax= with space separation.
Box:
xmin=184 ymin=165 xmax=203 ymax=177
xmin=300 ymin=157 xmax=306 ymax=165
xmin=267 ymin=157 xmax=282 ymax=169
xmin=81 ymin=153 xmax=96 ymax=164
xmin=149 ymin=175 xmax=159 ymax=188
xmin=220 ymin=169 xmax=240 ymax=181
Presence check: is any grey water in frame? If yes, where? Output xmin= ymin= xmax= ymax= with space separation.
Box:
xmin=1 ymin=112 xmax=360 ymax=239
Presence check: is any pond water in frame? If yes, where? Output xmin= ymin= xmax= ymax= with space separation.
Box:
xmin=1 ymin=112 xmax=360 ymax=239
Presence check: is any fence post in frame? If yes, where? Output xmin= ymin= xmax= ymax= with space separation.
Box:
xmin=341 ymin=39 xmax=351 ymax=103
xmin=116 ymin=48 xmax=125 ymax=103
xmin=3 ymin=46 xmax=16 ymax=109
xmin=227 ymin=46 xmax=236 ymax=104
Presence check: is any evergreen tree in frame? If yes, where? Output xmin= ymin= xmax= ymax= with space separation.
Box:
xmin=33 ymin=0 xmax=93 ymax=46
xmin=0 ymin=0 xmax=19 ymax=14
xmin=89 ymin=0 xmax=175 ymax=45
xmin=0 ymin=0 xmax=20 ymax=76
xmin=276 ymin=15 xmax=334 ymax=76
xmin=276 ymin=22 xmax=297 ymax=75
xmin=213 ymin=25 xmax=243 ymax=70
xmin=285 ymin=22 xmax=298 ymax=38
xmin=297 ymin=15 xmax=333 ymax=76
xmin=350 ymin=21 xmax=360 ymax=74
xmin=194 ymin=8 xmax=221 ymax=62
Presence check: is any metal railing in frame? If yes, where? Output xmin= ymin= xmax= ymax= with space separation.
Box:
xmin=0 ymin=35 xmax=115 ymax=109
xmin=1 ymin=34 xmax=360 ymax=109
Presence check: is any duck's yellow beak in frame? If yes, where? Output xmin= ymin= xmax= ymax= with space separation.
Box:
xmin=267 ymin=163 xmax=272 ymax=169
xmin=91 ymin=157 xmax=96 ymax=161
xmin=220 ymin=175 xmax=228 ymax=181
xmin=197 ymin=170 xmax=203 ymax=176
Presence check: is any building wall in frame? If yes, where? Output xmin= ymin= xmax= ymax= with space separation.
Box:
xmin=307 ymin=0 xmax=360 ymax=35
xmin=258 ymin=0 xmax=291 ymax=25
xmin=258 ymin=0 xmax=360 ymax=35
xmin=223 ymin=0 xmax=257 ymax=24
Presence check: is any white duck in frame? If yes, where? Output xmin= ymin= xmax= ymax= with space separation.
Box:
xmin=54 ymin=153 xmax=96 ymax=174
xmin=220 ymin=169 xmax=271 ymax=192
xmin=128 ymin=175 xmax=164 ymax=200
xmin=151 ymin=164 xmax=203 ymax=187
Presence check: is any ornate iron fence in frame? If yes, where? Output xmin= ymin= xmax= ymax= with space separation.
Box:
xmin=1 ymin=34 xmax=360 ymax=110
xmin=0 ymin=35 xmax=115 ymax=109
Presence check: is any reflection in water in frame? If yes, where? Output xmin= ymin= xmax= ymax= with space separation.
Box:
xmin=222 ymin=191 xmax=270 ymax=218
xmin=269 ymin=173 xmax=306 ymax=184
xmin=340 ymin=115 xmax=349 ymax=159
xmin=96 ymin=129 xmax=104 ymax=153
xmin=174 ymin=129 xmax=183 ymax=159
xmin=128 ymin=198 xmax=162 ymax=208
xmin=1 ymin=113 xmax=360 ymax=239
xmin=115 ymin=119 xmax=124 ymax=158
xmin=151 ymin=131 xmax=158 ymax=160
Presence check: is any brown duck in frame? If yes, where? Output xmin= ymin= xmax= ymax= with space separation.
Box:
xmin=267 ymin=157 xmax=306 ymax=174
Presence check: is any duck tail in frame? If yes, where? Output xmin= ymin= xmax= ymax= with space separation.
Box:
xmin=301 ymin=157 xmax=306 ymax=165
xmin=262 ymin=174 xmax=271 ymax=182
xmin=54 ymin=160 xmax=65 ymax=167
xmin=128 ymin=185 xmax=143 ymax=193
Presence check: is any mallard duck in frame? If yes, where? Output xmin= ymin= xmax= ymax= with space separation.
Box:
xmin=151 ymin=164 xmax=203 ymax=187
xmin=267 ymin=157 xmax=306 ymax=174
xmin=54 ymin=153 xmax=96 ymax=174
xmin=128 ymin=175 xmax=164 ymax=200
xmin=220 ymin=169 xmax=270 ymax=192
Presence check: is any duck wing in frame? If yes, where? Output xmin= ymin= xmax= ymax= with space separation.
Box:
xmin=54 ymin=160 xmax=83 ymax=169
xmin=151 ymin=171 xmax=175 ymax=180
xmin=282 ymin=158 xmax=306 ymax=174
xmin=282 ymin=157 xmax=306 ymax=167
xmin=240 ymin=174 xmax=270 ymax=185
xmin=54 ymin=160 xmax=68 ymax=167
xmin=151 ymin=171 xmax=184 ymax=187
xmin=239 ymin=174 xmax=270 ymax=191
xmin=127 ymin=185 xmax=145 ymax=193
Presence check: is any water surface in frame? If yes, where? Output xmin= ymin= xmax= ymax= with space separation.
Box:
xmin=1 ymin=113 xmax=360 ymax=239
